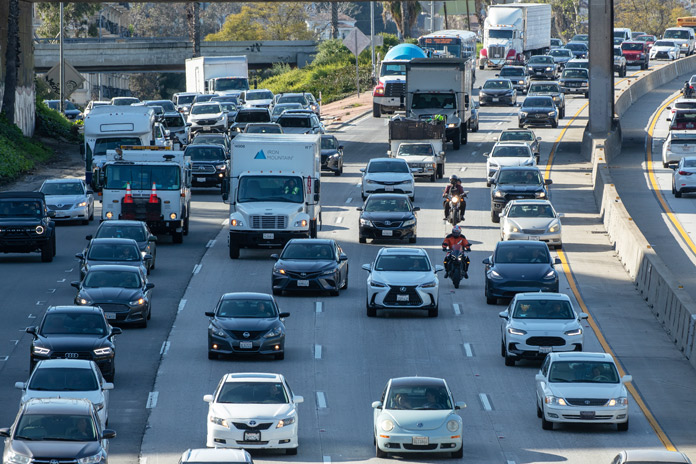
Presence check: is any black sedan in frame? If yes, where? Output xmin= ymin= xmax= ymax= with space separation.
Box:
xmin=27 ymin=306 xmax=121 ymax=381
xmin=76 ymin=237 xmax=150 ymax=280
xmin=321 ymin=134 xmax=344 ymax=176
xmin=518 ymin=96 xmax=559 ymax=128
xmin=205 ymin=292 xmax=289 ymax=360
xmin=565 ymin=41 xmax=589 ymax=59
xmin=358 ymin=194 xmax=419 ymax=244
xmin=271 ymin=239 xmax=348 ymax=296
xmin=483 ymin=240 xmax=560 ymax=304
xmin=526 ymin=55 xmax=558 ymax=80
xmin=479 ymin=79 xmax=517 ymax=106
xmin=72 ymin=265 xmax=154 ymax=328
xmin=88 ymin=220 xmax=157 ymax=272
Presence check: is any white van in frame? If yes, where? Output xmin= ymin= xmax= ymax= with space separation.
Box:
xmin=613 ymin=28 xmax=632 ymax=44
xmin=663 ymin=27 xmax=696 ymax=55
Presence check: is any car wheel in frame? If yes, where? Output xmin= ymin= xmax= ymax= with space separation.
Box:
xmin=342 ymin=273 xmax=348 ymax=290
xmin=617 ymin=418 xmax=629 ymax=431
xmin=104 ymin=364 xmax=115 ymax=383
xmin=430 ymin=172 xmax=436 ymax=182
xmin=451 ymin=447 xmax=464 ymax=459
xmin=501 ymin=339 xmax=506 ymax=357
xmin=541 ymin=413 xmax=554 ymax=430
xmin=41 ymin=237 xmax=55 ymax=263
xmin=89 ymin=208 xmax=94 ymax=221
xmin=359 ymin=236 xmax=367 ymax=244
xmin=373 ymin=103 xmax=382 ymax=118
xmin=551 ymin=119 xmax=558 ymax=128
xmin=676 ymin=188 xmax=683 ymax=198
xmin=504 ymin=351 xmax=516 ymax=366
xmin=275 ymin=352 xmax=285 ymax=360
xmin=486 ymin=288 xmax=496 ymax=305
xmin=229 ymin=242 xmax=240 ymax=259
xmin=376 ymin=442 xmax=388 ymax=458
xmin=491 ymin=210 xmax=500 ymax=223
xmin=453 ymin=130 xmax=461 ymax=150
xmin=536 ymin=401 xmax=543 ymax=418
xmin=172 ymin=231 xmax=183 ymax=244
xmin=272 ymin=288 xmax=282 ymax=296
xmin=147 ymin=305 xmax=152 ymax=320
xmin=208 ymin=350 xmax=218 ymax=360
xmin=409 ymin=236 xmax=417 ymax=244
xmin=330 ymin=289 xmax=340 ymax=297
xmin=366 ymin=300 xmax=376 ymax=317
xmin=663 ymin=162 xmax=669 ymax=168
xmin=561 ymin=107 xmax=566 ymax=118
xmin=428 ymin=305 xmax=438 ymax=317
xmin=362 ymin=193 xmax=367 ymax=201
xmin=151 ymin=251 xmax=156 ymax=270
xmin=286 ymin=447 xmax=297 ymax=455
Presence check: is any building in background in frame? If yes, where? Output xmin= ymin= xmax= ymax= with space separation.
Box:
xmin=307 ymin=12 xmax=358 ymax=40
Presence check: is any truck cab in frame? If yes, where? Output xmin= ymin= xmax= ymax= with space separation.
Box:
xmin=373 ymin=44 xmax=428 ymax=118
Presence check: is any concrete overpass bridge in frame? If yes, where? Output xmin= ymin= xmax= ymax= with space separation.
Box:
xmin=33 ymin=38 xmax=318 ymax=73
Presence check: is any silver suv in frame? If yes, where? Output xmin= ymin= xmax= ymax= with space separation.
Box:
xmin=613 ymin=46 xmax=627 ymax=77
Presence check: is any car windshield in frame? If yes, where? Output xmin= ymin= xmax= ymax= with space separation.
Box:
xmin=281 ymin=242 xmax=334 ymax=260
xmin=15 ymin=414 xmax=98 ymax=441
xmin=398 ymin=144 xmax=433 ymax=156
xmin=112 ymin=98 xmax=138 ymax=105
xmin=40 ymin=182 xmax=84 ymax=196
xmin=321 ymin=137 xmax=338 ymax=149
xmin=572 ymin=35 xmax=588 ymax=41
xmin=513 ymin=299 xmax=574 ymax=319
xmin=381 ymin=63 xmax=406 ymax=76
xmin=368 ymin=160 xmax=409 ymax=173
xmin=146 ymin=101 xmax=176 ymax=112
xmin=216 ymin=381 xmax=289 ymax=404
xmin=185 ymin=146 xmax=225 ymax=161
xmin=235 ymin=111 xmax=271 ymax=123
xmin=278 ymin=116 xmax=311 ymax=128
xmin=219 ymin=103 xmax=238 ymax=113
xmin=216 ymin=299 xmax=277 ymax=318
xmin=238 ymin=175 xmax=303 ymax=203
xmin=523 ymin=97 xmax=553 ymax=108
xmin=374 ymin=255 xmax=431 ymax=272
xmin=0 ymin=199 xmax=43 ymax=218
xmin=364 ymin=197 xmax=411 ymax=212
xmin=96 ymin=225 xmax=146 ymax=242
xmin=193 ymin=95 xmax=215 ymax=103
xmin=492 ymin=145 xmax=531 ymax=157
xmin=246 ymin=125 xmax=282 ymax=133
xmin=655 ymin=41 xmax=677 ymax=47
xmin=549 ymin=49 xmax=572 ymax=58
xmin=386 ymin=384 xmax=452 ymax=410
xmin=93 ymin=137 xmax=141 ymax=158
xmin=40 ymin=313 xmax=107 ymax=336
xmin=489 ymin=29 xmax=513 ymax=39
xmin=497 ymin=169 xmax=542 ymax=185
xmin=674 ymin=101 xmax=696 ymax=109
xmin=215 ymin=78 xmax=249 ymax=91
xmin=507 ymin=204 xmax=554 ymax=218
xmin=548 ymin=361 xmax=620 ymax=383
xmin=495 ymin=244 xmax=549 ymax=264
xmin=277 ymin=95 xmax=308 ymax=105
xmin=87 ymin=243 xmax=140 ymax=261
xmin=191 ymin=104 xmax=221 ymax=115
xmin=483 ymin=80 xmax=512 ymax=90
xmin=635 ymin=35 xmax=655 ymax=42
xmin=530 ymin=84 xmax=560 ymax=93
xmin=501 ymin=131 xmax=535 ymax=142
xmin=83 ymin=270 xmax=141 ymax=288
xmin=28 ymin=367 xmax=99 ymax=391
xmin=500 ymin=68 xmax=524 ymax=76
xmin=175 ymin=95 xmax=196 ymax=105
xmin=665 ymin=30 xmax=691 ymax=39
xmin=411 ymin=93 xmax=456 ymax=109
xmin=563 ymin=69 xmax=589 ymax=79
xmin=529 ymin=56 xmax=554 ymax=64
xmin=104 ymin=164 xmax=181 ymax=190
xmin=246 ymin=91 xmax=273 ymax=101
xmin=273 ymin=103 xmax=303 ymax=116
xmin=162 ymin=115 xmax=185 ymax=128
xmin=621 ymin=42 xmax=644 ymax=51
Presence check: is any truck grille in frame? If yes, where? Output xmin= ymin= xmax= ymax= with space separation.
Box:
xmin=192 ymin=164 xmax=216 ymax=174
xmin=250 ymin=215 xmax=287 ymax=229
xmin=384 ymin=82 xmax=405 ymax=98
xmin=489 ymin=45 xmax=505 ymax=59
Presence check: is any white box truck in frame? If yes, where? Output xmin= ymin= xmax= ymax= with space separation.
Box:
xmin=185 ymin=56 xmax=249 ymax=95
xmin=222 ymin=134 xmax=322 ymax=259
xmin=479 ymin=3 xmax=552 ymax=69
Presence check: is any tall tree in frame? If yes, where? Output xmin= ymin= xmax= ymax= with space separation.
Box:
xmin=381 ymin=2 xmax=420 ymax=38
xmin=35 ymin=3 xmax=100 ymax=38
xmin=2 ymin=0 xmax=20 ymax=123
xmin=331 ymin=2 xmax=339 ymax=39
xmin=127 ymin=3 xmax=188 ymax=37
xmin=200 ymin=3 xmax=241 ymax=38
xmin=614 ymin=0 xmax=687 ymax=36
xmin=205 ymin=3 xmax=313 ymax=42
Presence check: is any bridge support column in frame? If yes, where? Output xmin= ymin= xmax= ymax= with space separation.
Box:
xmin=1 ymin=0 xmax=35 ymax=136
xmin=588 ymin=0 xmax=614 ymax=138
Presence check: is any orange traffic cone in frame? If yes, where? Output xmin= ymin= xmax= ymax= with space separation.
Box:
xmin=149 ymin=182 xmax=158 ymax=203
xmin=123 ymin=183 xmax=133 ymax=204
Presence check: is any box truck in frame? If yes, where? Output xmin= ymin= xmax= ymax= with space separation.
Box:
xmin=185 ymin=56 xmax=249 ymax=95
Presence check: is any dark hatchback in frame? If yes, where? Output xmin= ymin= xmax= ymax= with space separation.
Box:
xmin=490 ymin=167 xmax=552 ymax=223
xmin=478 ymin=79 xmax=517 ymax=106
xmin=205 ymin=292 xmax=289 ymax=360
xmin=483 ymin=240 xmax=561 ymax=304
xmin=519 ymin=96 xmax=559 ymax=129
xmin=89 ymin=220 xmax=157 ymax=272
xmin=0 ymin=397 xmax=115 ymax=464
xmin=358 ymin=194 xmax=419 ymax=244
xmin=0 ymin=191 xmax=56 ymax=262
xmin=321 ymin=134 xmax=344 ymax=176
xmin=185 ymin=144 xmax=229 ymax=187
xmin=72 ymin=265 xmax=154 ymax=328
xmin=27 ymin=306 xmax=121 ymax=381
xmin=77 ymin=237 xmax=150 ymax=280
xmin=526 ymin=55 xmax=558 ymax=80
xmin=271 ymin=239 xmax=348 ymax=296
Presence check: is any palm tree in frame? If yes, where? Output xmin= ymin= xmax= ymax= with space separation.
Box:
xmin=2 ymin=0 xmax=20 ymax=124
xmin=381 ymin=1 xmax=420 ymax=38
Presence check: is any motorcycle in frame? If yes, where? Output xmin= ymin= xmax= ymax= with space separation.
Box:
xmin=445 ymin=244 xmax=470 ymax=289
xmin=684 ymin=81 xmax=694 ymax=98
xmin=446 ymin=191 xmax=468 ymax=225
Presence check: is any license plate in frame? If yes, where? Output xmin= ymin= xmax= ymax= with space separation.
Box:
xmin=240 ymin=341 xmax=253 ymax=349
xmin=580 ymin=411 xmax=595 ymax=419
xmin=538 ymin=346 xmax=552 ymax=353
xmin=530 ymin=236 xmax=540 ymax=241
xmin=105 ymin=312 xmax=116 ymax=320
xmin=244 ymin=431 xmax=261 ymax=441
xmin=262 ymin=233 xmax=274 ymax=240
xmin=412 ymin=436 xmax=429 ymax=445
xmin=536 ymin=71 xmax=543 ymax=74
xmin=203 ymin=126 xmax=211 ymax=131
xmin=385 ymin=186 xmax=394 ymax=191
xmin=297 ymin=280 xmax=309 ymax=287
xmin=382 ymin=230 xmax=393 ymax=236
xmin=492 ymin=98 xmax=499 ymax=102
xmin=196 ymin=177 xmax=207 ymax=182
xmin=397 ymin=294 xmax=409 ymax=302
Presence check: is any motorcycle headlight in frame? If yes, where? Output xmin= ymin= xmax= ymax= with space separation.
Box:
xmin=544 ymin=395 xmax=567 ymax=406
xmin=402 ymin=219 xmax=416 ymax=227
xmin=564 ymin=328 xmax=582 ymax=336
xmin=451 ymin=196 xmax=459 ymax=203
xmin=264 ymin=325 xmax=284 ymax=338
xmin=420 ymin=280 xmax=437 ymax=288
xmin=276 ymin=416 xmax=295 ymax=427
xmin=210 ymin=416 xmax=229 ymax=427
xmin=33 ymin=346 xmax=51 ymax=355
xmin=360 ymin=218 xmax=373 ymax=227
xmin=544 ymin=270 xmax=557 ymax=279
xmin=446 ymin=419 xmax=459 ymax=432
xmin=4 ymin=450 xmax=31 ymax=464
xmin=76 ymin=201 xmax=88 ymax=208
xmin=129 ymin=298 xmax=146 ymax=306
xmin=94 ymin=347 xmax=113 ymax=356
xmin=489 ymin=269 xmax=503 ymax=279
xmin=607 ymin=397 xmax=628 ymax=406
xmin=380 ymin=419 xmax=394 ymax=432
xmin=508 ymin=327 xmax=527 ymax=335
xmin=78 ymin=452 xmax=104 ymax=464
xmin=494 ymin=190 xmax=505 ymax=198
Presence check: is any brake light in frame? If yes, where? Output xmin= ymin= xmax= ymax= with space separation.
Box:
xmin=678 ymin=170 xmax=692 ymax=175
xmin=373 ymin=84 xmax=385 ymax=96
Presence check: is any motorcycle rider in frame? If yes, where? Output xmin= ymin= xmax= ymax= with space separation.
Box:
xmin=684 ymin=80 xmax=695 ymax=98
xmin=442 ymin=225 xmax=471 ymax=279
xmin=442 ymin=175 xmax=467 ymax=220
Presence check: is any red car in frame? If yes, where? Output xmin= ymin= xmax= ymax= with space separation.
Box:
xmin=621 ymin=41 xmax=650 ymax=70
xmin=634 ymin=34 xmax=657 ymax=51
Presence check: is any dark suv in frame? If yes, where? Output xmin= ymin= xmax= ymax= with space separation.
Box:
xmin=185 ymin=144 xmax=229 ymax=187
xmin=0 ymin=397 xmax=115 ymax=464
xmin=27 ymin=306 xmax=121 ymax=381
xmin=489 ymin=166 xmax=552 ymax=223
xmin=0 ymin=192 xmax=56 ymax=262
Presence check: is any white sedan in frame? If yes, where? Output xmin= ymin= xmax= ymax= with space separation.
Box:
xmin=650 ymin=40 xmax=681 ymax=60
xmin=500 ymin=199 xmax=564 ymax=248
xmin=204 ymin=372 xmax=303 ymax=455
xmin=663 ymin=131 xmax=696 ymax=167
xmin=360 ymin=158 xmax=415 ymax=201
xmin=372 ymin=377 xmax=466 ymax=458
xmin=39 ymin=178 xmax=94 ymax=224
xmin=15 ymin=359 xmax=112 ymax=428
xmin=362 ymin=247 xmax=443 ymax=317
xmin=499 ymin=292 xmax=587 ymax=366
xmin=484 ymin=142 xmax=536 ymax=186
xmin=672 ymin=156 xmax=696 ymax=197
xmin=535 ymin=352 xmax=632 ymax=431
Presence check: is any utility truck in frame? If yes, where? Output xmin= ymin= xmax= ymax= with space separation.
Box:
xmin=222 ymin=134 xmax=322 ymax=259
xmin=405 ymin=58 xmax=473 ymax=150
xmin=479 ymin=3 xmax=552 ymax=69
xmin=96 ymin=146 xmax=192 ymax=243
xmin=372 ymin=44 xmax=427 ymax=118
xmin=185 ymin=56 xmax=249 ymax=95
xmin=387 ymin=117 xmax=446 ymax=181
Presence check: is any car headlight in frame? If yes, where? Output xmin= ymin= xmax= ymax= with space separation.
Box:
xmin=93 ymin=347 xmax=113 ymax=356
xmin=548 ymin=223 xmax=560 ymax=233
xmin=479 ymin=91 xmax=488 ymax=96
xmin=402 ymin=219 xmax=416 ymax=227
xmin=32 ymin=346 xmax=51 ymax=355
xmin=76 ymin=201 xmax=88 ymax=208
xmin=294 ymin=219 xmax=308 ymax=228
xmin=169 ymin=213 xmax=177 ymax=220
xmin=546 ymin=67 xmax=552 ymax=71
xmin=518 ymin=80 xmax=525 ymax=85
xmin=548 ymin=111 xmax=556 ymax=116
xmin=77 ymin=297 xmax=91 ymax=305
xmin=520 ymin=112 xmax=528 ymax=117
xmin=581 ymin=82 xmax=588 ymax=86
xmin=489 ymin=269 xmax=503 ymax=279
xmin=211 ymin=326 xmax=226 ymax=337
xmin=564 ymin=328 xmax=582 ymax=336
xmin=35 ymin=225 xmax=45 ymax=234
xmin=360 ymin=218 xmax=373 ymax=227
xmin=276 ymin=416 xmax=295 ymax=427
xmin=544 ymin=270 xmax=557 ymax=279
xmin=230 ymin=219 xmax=243 ymax=227
xmin=78 ymin=452 xmax=104 ymax=464
xmin=682 ymin=43 xmax=688 ymax=47
xmin=129 ymin=298 xmax=146 ymax=306
xmin=508 ymin=225 xmax=519 ymax=233
xmin=380 ymin=419 xmax=394 ymax=432
xmin=365 ymin=179 xmax=376 ymax=184
xmin=447 ymin=123 xmax=456 ymax=128
xmin=264 ymin=325 xmax=284 ymax=338
xmin=5 ymin=451 xmax=31 ymax=464
xmin=508 ymin=327 xmax=527 ymax=335
xmin=446 ymin=419 xmax=460 ymax=432
xmin=209 ymin=416 xmax=229 ymax=427
xmin=607 ymin=397 xmax=628 ymax=406
xmin=544 ymin=395 xmax=567 ymax=406
xmin=494 ymin=190 xmax=505 ymax=198
xmin=398 ymin=180 xmax=412 ymax=185
xmin=320 ymin=269 xmax=335 ymax=276
xmin=216 ymin=164 xmax=227 ymax=171
xmin=528 ymin=67 xmax=534 ymax=72
xmin=370 ymin=280 xmax=387 ymax=288
xmin=420 ymin=280 xmax=437 ymax=288
xmin=535 ymin=191 xmax=547 ymax=198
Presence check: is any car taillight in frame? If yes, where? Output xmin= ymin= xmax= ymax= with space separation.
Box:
xmin=678 ymin=170 xmax=692 ymax=175
xmin=373 ymin=84 xmax=385 ymax=96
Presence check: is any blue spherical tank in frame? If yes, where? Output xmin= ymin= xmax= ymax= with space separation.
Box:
xmin=383 ymin=44 xmax=428 ymax=61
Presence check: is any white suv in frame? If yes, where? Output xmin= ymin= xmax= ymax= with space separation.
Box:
xmin=362 ymin=247 xmax=443 ymax=317
xmin=663 ymin=27 xmax=696 ymax=56
xmin=188 ymin=102 xmax=228 ymax=136
xmin=360 ymin=158 xmax=415 ymax=201
xmin=499 ymin=292 xmax=587 ymax=366
xmin=484 ymin=142 xmax=536 ymax=185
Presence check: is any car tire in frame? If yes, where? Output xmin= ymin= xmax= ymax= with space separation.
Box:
xmin=104 ymin=364 xmax=115 ymax=383
xmin=286 ymin=447 xmax=297 ymax=455
xmin=536 ymin=401 xmax=543 ymax=418
xmin=366 ymin=301 xmax=376 ymax=317
xmin=663 ymin=162 xmax=669 ymax=168
xmin=183 ymin=216 xmax=190 ymax=236
xmin=172 ymin=231 xmax=183 ymax=244
xmin=491 ymin=210 xmax=500 ymax=223
xmin=452 ymin=447 xmax=464 ymax=459
xmin=676 ymin=188 xmax=683 ymax=198
xmin=207 ymin=350 xmax=218 ymax=360
xmin=410 ymin=194 xmax=415 ymax=202
xmin=362 ymin=193 xmax=367 ymax=202
xmin=89 ymin=208 xmax=94 ymax=221
xmin=82 ymin=218 xmax=90 ymax=225
xmin=272 ymin=288 xmax=282 ymax=296
xmin=504 ymin=352 xmax=516 ymax=366
xmin=501 ymin=339 xmax=506 ymax=357
xmin=453 ymin=131 xmax=461 ymax=150
xmin=561 ymin=107 xmax=566 ymax=118
xmin=409 ymin=236 xmax=417 ymax=244
xmin=428 ymin=305 xmax=438 ymax=317
xmin=430 ymin=172 xmax=436 ymax=182
xmin=541 ymin=414 xmax=553 ymax=430
xmin=359 ymin=236 xmax=367 ymax=244
xmin=373 ymin=103 xmax=382 ymax=118
xmin=330 ymin=289 xmax=340 ymax=297
xmin=342 ymin=273 xmax=349 ymax=290
xmin=334 ymin=166 xmax=342 ymax=176
xmin=437 ymin=164 xmax=444 ymax=179
xmin=229 ymin=242 xmax=240 ymax=259
xmin=376 ymin=442 xmax=388 ymax=458
xmin=617 ymin=419 xmax=629 ymax=432
xmin=551 ymin=119 xmax=558 ymax=128
xmin=147 ymin=305 xmax=152 ymax=320
xmin=41 ymin=236 xmax=54 ymax=263
xmin=275 ymin=352 xmax=285 ymax=361
xmin=461 ymin=126 xmax=468 ymax=144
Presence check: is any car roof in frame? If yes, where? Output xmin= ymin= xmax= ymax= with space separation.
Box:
xmin=220 ymin=292 xmax=275 ymax=301
xmin=278 ymin=113 xmax=313 ymax=118
xmin=46 ymin=305 xmax=104 ymax=314
xmin=222 ymin=372 xmax=284 ymax=383
xmin=365 ymin=193 xmax=411 ymax=200
xmin=181 ymin=448 xmax=251 ymax=463
xmin=186 ymin=143 xmax=226 ymax=149
xmin=390 ymin=377 xmax=447 ymax=388
xmin=98 ymin=220 xmax=146 ymax=227
xmin=499 ymin=166 xmax=540 ymax=171
xmin=369 ymin=157 xmax=407 ymax=163
xmin=495 ymin=239 xmax=547 ymax=249
xmin=238 ymin=107 xmax=270 ymax=112
xmin=43 ymin=178 xmax=83 ymax=184
xmin=550 ymin=352 xmax=614 ymax=362
xmin=163 ymin=111 xmax=184 ymax=116
xmin=23 ymin=397 xmax=94 ymax=414
xmin=507 ymin=199 xmax=552 ymax=206
xmin=377 ymin=247 xmax=428 ymax=256
xmin=494 ymin=141 xmax=532 ymax=147
xmin=502 ymin=128 xmax=535 ymax=133
xmin=620 ymin=450 xmax=691 ymax=463
xmin=34 ymin=359 xmax=96 ymax=369
xmin=89 ymin=237 xmax=139 ymax=246
xmin=86 ymin=264 xmax=142 ymax=273
xmin=192 ymin=102 xmax=221 ymax=107
xmin=286 ymin=238 xmax=335 ymax=245
xmin=514 ymin=292 xmax=570 ymax=302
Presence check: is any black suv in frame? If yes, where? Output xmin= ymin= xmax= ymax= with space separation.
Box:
xmin=27 ymin=306 xmax=121 ymax=381
xmin=489 ymin=167 xmax=552 ymax=223
xmin=0 ymin=192 xmax=56 ymax=262
xmin=0 ymin=397 xmax=115 ymax=464
xmin=185 ymin=144 xmax=229 ymax=187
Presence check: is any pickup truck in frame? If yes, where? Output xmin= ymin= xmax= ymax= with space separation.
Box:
xmin=388 ymin=117 xmax=447 ymax=180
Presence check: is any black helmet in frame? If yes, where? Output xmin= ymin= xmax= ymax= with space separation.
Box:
xmin=449 ymin=175 xmax=459 ymax=185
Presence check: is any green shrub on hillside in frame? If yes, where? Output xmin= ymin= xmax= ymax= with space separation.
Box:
xmin=35 ymin=99 xmax=82 ymax=143
xmin=0 ymin=113 xmax=52 ymax=184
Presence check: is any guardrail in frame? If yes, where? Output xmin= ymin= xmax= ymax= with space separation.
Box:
xmin=589 ymin=56 xmax=696 ymax=367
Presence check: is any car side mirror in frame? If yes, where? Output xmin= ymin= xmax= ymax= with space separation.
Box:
xmin=537 ymin=137 xmax=542 ymax=141
xmin=110 ymin=327 xmax=123 ymax=335
xmin=144 ymin=254 xmax=152 ymax=261
xmin=494 ymin=74 xmax=499 ymax=77
xmin=579 ymin=313 xmax=589 ymax=320
xmin=103 ymin=382 xmax=114 ymax=390
xmin=279 ymin=312 xmax=290 ymax=318
xmin=203 ymin=394 xmax=214 ymax=403
xmin=359 ymin=168 xmax=366 ymax=172
xmin=670 ymin=165 xmax=678 ymax=170
xmin=666 ymin=106 xmax=672 ymax=110
xmin=75 ymin=253 xmax=84 ymax=260
xmin=554 ymin=258 xmax=562 ymax=265
xmin=47 ymin=210 xmax=56 ymax=218
xmin=498 ymin=311 xmax=509 ymax=319
xmin=26 ymin=326 xmax=37 ymax=335
xmin=339 ymin=253 xmax=348 ymax=261
xmin=666 ymin=118 xmax=672 ymax=122
xmin=545 ymin=179 xmax=553 ymax=185
xmin=362 ymin=263 xmax=372 ymax=272
xmin=204 ymin=311 xmax=215 ymax=317
xmin=338 ymin=145 xmax=344 ymax=150
xmin=86 ymin=190 xmax=94 ymax=195
xmin=621 ymin=375 xmax=633 ymax=383
xmin=102 ymin=429 xmax=117 ymax=439
xmin=413 ymin=207 xmax=420 ymax=212
xmin=148 ymin=236 xmax=157 ymax=242
xmin=371 ymin=401 xmax=383 ymax=409
xmin=535 ymin=373 xmax=545 ymax=382
xmin=434 ymin=265 xmax=444 ymax=273
xmin=85 ymin=235 xmax=93 ymax=241
xmin=145 ymin=283 xmax=155 ymax=290
xmin=356 ymin=207 xmax=363 ymax=211
xmin=270 ymin=253 xmax=279 ymax=260
xmin=455 ymin=401 xmax=467 ymax=410
xmin=482 ymin=257 xmax=491 ymax=265
xmin=70 ymin=281 xmax=80 ymax=289
xmin=294 ymin=395 xmax=304 ymax=404
xmin=14 ymin=382 xmax=26 ymax=390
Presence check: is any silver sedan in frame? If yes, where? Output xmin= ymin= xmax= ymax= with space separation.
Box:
xmin=500 ymin=199 xmax=563 ymax=248
xmin=39 ymin=178 xmax=94 ymax=225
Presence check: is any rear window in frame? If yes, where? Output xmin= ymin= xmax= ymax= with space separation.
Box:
xmin=621 ymin=42 xmax=644 ymax=51
xmin=236 ymin=111 xmax=271 ymax=123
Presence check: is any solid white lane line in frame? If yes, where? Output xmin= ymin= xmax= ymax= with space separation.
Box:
xmin=206 ymin=239 xmax=216 ymax=248
xmin=316 ymin=391 xmax=327 ymax=408
xmin=160 ymin=341 xmax=170 ymax=356
xmin=463 ymin=343 xmax=473 ymax=357
xmin=178 ymin=299 xmax=187 ymax=312
xmin=315 ymin=302 xmax=323 ymax=313
xmin=335 ymin=217 xmax=343 ymax=224
xmin=479 ymin=393 xmax=492 ymax=411
xmin=146 ymin=391 xmax=159 ymax=408
xmin=345 ymin=197 xmax=352 ymax=203
xmin=323 ymin=456 xmax=331 ymax=464
xmin=315 ymin=344 xmax=322 ymax=359
xmin=453 ymin=303 xmax=461 ymax=315
xmin=193 ymin=264 xmax=202 ymax=274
